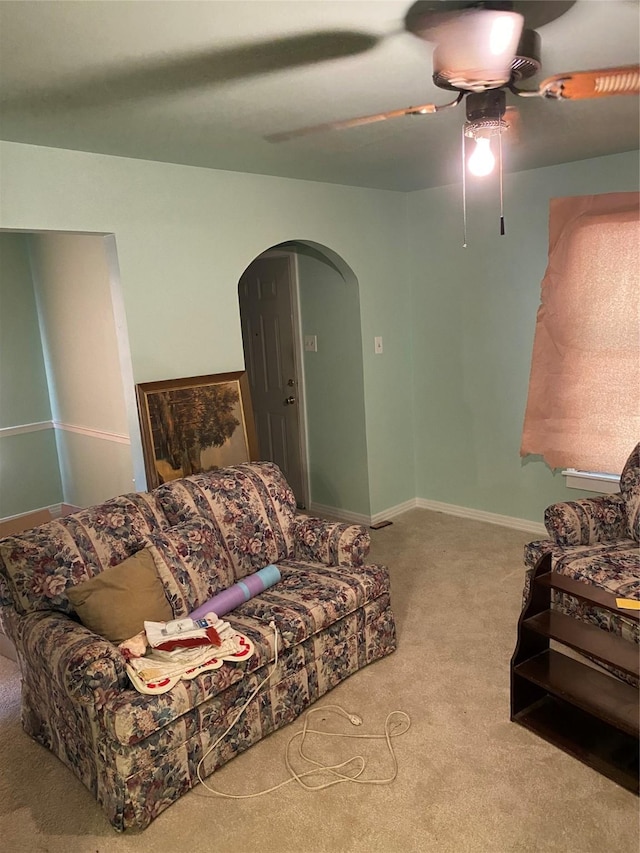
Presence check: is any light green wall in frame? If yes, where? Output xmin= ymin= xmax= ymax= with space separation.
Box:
xmin=0 ymin=141 xmax=414 ymax=515
xmin=407 ymin=150 xmax=640 ymax=523
xmin=296 ymin=245 xmax=370 ymax=514
xmin=0 ymin=233 xmax=63 ymax=516
xmin=0 ymin=430 xmax=64 ymax=517
xmin=2 ymin=140 xmax=634 ymax=523
xmin=0 ymin=233 xmax=51 ymax=426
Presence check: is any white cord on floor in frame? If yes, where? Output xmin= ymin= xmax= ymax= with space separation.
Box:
xmin=196 ymin=621 xmax=410 ymax=799
xmin=196 ymin=620 xmax=281 ymax=790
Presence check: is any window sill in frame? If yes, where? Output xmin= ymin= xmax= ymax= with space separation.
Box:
xmin=562 ymin=469 xmax=620 ymax=494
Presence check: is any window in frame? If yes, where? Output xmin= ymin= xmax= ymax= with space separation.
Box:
xmin=521 ymin=192 xmax=640 ymax=476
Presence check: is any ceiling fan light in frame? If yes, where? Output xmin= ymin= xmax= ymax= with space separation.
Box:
xmin=432 ymin=10 xmax=525 ymax=92
xmin=468 ymin=137 xmax=495 ymax=177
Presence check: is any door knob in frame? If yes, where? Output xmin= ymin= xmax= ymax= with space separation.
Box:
xmin=284 ymin=396 xmax=296 ymax=405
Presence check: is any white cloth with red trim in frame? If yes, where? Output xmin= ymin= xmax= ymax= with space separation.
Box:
xmin=145 ymin=613 xmax=223 ymax=652
xmin=123 ymin=613 xmax=254 ymax=695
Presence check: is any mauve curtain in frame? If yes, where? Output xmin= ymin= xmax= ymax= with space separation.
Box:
xmin=521 ymin=192 xmax=640 ymax=474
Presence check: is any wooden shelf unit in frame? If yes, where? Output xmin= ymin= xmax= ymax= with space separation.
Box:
xmin=510 ymin=552 xmax=639 ymax=794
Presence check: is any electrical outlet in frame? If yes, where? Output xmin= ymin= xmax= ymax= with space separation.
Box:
xmin=304 ymin=335 xmax=318 ymax=352
xmin=374 ymin=336 xmax=383 ymax=354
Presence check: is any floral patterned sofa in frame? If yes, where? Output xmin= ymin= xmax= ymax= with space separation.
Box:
xmin=523 ymin=443 xmax=640 ymax=681
xmin=0 ymin=461 xmax=396 ymax=830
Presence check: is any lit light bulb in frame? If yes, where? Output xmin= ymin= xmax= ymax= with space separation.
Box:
xmin=468 ymin=137 xmax=495 ymax=177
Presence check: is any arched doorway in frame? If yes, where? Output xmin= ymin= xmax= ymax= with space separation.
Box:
xmin=238 ymin=241 xmax=371 ymax=519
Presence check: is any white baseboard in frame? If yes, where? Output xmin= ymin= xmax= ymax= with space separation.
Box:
xmin=0 ymin=503 xmax=81 ymax=523
xmin=0 ymin=508 xmax=51 ymax=537
xmin=307 ymin=503 xmax=371 ymax=526
xmin=308 ymin=497 xmax=546 ymax=536
xmin=0 ymin=505 xmax=54 ymax=525
xmin=415 ymin=498 xmax=547 ymax=536
xmin=0 ymin=503 xmax=83 ymax=537
xmin=371 ymin=499 xmax=417 ymax=526
xmin=309 ymin=498 xmax=420 ymax=527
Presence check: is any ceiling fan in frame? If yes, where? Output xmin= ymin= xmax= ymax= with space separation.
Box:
xmin=268 ymin=0 xmax=640 ymax=174
xmin=267 ymin=0 xmax=638 ymax=243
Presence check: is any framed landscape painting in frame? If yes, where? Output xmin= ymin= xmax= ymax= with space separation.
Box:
xmin=135 ymin=371 xmax=259 ymax=489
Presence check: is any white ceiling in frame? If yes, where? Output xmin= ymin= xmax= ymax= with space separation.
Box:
xmin=0 ymin=0 xmax=638 ymax=191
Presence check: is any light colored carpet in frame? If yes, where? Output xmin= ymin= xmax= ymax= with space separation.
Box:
xmin=0 ymin=509 xmax=638 ymax=853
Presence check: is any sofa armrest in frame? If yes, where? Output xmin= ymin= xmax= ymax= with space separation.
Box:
xmin=544 ymin=494 xmax=628 ymax=546
xmin=289 ymin=515 xmax=370 ymax=567
xmin=16 ymin=610 xmax=129 ymax=709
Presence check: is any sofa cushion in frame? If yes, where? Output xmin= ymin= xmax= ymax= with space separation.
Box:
xmin=101 ymin=595 xmax=394 ymax=771
xmin=620 ymin=442 xmax=640 ymax=542
xmin=153 ymin=462 xmax=297 ymax=580
xmin=98 ymin=559 xmax=392 ymax=747
xmin=553 ymin=542 xmax=640 ymax=600
xmin=0 ymin=493 xmax=169 ymax=615
xmin=522 ymin=539 xmax=640 ymax=606
xmin=147 ymin=519 xmax=235 ymax=617
xmin=229 ymin=559 xmax=391 ymax=649
xmin=67 ymin=548 xmax=173 ymax=643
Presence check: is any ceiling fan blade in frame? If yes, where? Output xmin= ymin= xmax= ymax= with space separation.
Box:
xmin=538 ymin=65 xmax=640 ymax=100
xmin=0 ymin=32 xmax=380 ymax=113
xmin=266 ymin=102 xmax=443 ymax=143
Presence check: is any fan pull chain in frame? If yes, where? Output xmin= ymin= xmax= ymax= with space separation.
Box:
xmin=498 ymin=121 xmax=505 ymax=236
xmin=461 ymin=125 xmax=467 ymax=248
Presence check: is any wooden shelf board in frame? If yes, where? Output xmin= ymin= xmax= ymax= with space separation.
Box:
xmin=514 ymin=649 xmax=639 ymax=737
xmin=523 ymin=610 xmax=639 ymax=678
xmin=538 ymin=571 xmax=640 ymax=623
xmin=513 ymin=695 xmax=639 ymax=795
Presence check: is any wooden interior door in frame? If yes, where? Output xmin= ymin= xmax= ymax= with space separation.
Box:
xmin=239 ymin=254 xmax=305 ymax=506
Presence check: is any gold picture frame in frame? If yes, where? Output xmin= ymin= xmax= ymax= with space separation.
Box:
xmin=135 ymin=371 xmax=259 ymax=490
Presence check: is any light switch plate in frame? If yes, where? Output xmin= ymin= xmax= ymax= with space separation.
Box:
xmin=374 ymin=336 xmax=383 ymax=354
xmin=304 ymin=335 xmax=318 ymax=352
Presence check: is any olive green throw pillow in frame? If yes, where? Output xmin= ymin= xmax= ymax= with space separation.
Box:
xmin=67 ymin=547 xmax=173 ymax=644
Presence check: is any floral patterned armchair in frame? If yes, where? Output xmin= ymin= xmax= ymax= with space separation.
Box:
xmin=522 ymin=444 xmax=640 ymax=679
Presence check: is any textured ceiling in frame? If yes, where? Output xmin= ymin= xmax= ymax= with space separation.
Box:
xmin=0 ymin=0 xmax=638 ymax=191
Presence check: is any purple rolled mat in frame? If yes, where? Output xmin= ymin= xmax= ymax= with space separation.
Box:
xmin=189 ymin=564 xmax=281 ymax=620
